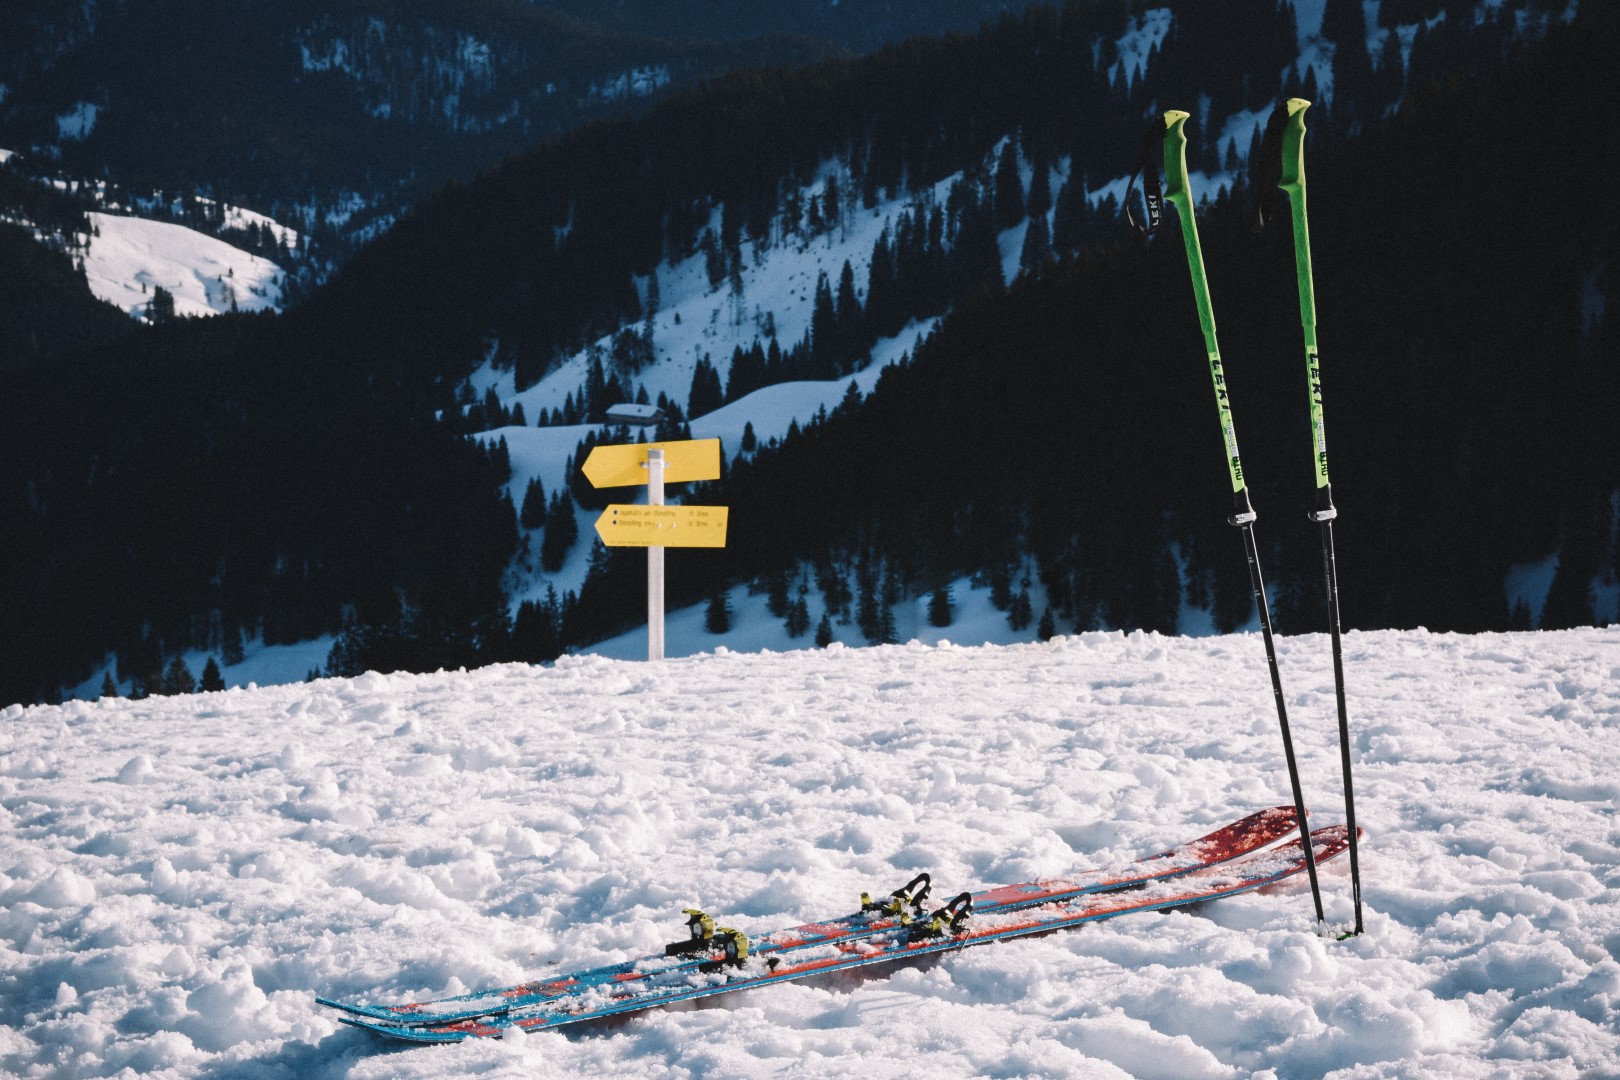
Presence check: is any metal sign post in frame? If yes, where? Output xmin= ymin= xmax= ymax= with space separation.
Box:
xmin=646 ymin=449 xmax=665 ymax=662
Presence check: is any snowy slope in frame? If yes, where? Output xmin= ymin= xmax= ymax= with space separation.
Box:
xmin=4 ymin=628 xmax=1619 ymax=1078
xmin=81 ymin=211 xmax=286 ymax=320
xmin=473 ymin=156 xmax=1029 ymax=630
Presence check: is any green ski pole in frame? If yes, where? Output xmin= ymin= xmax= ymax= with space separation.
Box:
xmin=1156 ymin=109 xmax=1326 ymax=929
xmin=1270 ymin=96 xmax=1364 ymax=937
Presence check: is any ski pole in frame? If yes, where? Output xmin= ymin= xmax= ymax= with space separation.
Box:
xmin=1155 ymin=109 xmax=1326 ymax=929
xmin=1269 ymin=97 xmax=1364 ymax=936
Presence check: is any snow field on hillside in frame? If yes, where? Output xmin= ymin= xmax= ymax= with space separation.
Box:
xmin=4 ymin=628 xmax=1619 ymax=1078
xmin=81 ymin=211 xmax=285 ymax=320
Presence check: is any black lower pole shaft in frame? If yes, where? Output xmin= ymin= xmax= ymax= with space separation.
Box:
xmin=1238 ymin=515 xmax=1326 ymax=926
xmin=1316 ymin=515 xmax=1364 ymax=935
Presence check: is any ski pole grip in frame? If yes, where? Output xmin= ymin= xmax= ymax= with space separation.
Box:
xmin=1160 ymin=110 xmax=1220 ymax=353
xmin=1160 ymin=110 xmax=1191 ymax=205
xmin=1279 ymin=98 xmax=1318 ymax=338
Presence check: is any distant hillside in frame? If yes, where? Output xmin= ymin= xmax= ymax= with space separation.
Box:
xmin=2 ymin=0 xmax=1613 ymax=707
xmin=0 ymin=0 xmax=1045 ymax=262
xmin=0 ymin=222 xmax=129 ymax=367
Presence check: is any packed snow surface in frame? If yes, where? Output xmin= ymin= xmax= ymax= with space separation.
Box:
xmin=4 ymin=628 xmax=1620 ymax=1078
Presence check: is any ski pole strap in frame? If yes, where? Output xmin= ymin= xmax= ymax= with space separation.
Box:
xmin=1124 ymin=116 xmax=1169 ymax=235
xmin=1251 ymin=99 xmax=1290 ymax=232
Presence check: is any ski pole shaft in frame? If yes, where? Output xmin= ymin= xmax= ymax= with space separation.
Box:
xmin=1160 ymin=109 xmax=1325 ymax=927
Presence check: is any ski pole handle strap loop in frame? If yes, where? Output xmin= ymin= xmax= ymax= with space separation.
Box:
xmin=1125 ymin=116 xmax=1169 ymax=235
xmin=1251 ymin=99 xmax=1290 ymax=232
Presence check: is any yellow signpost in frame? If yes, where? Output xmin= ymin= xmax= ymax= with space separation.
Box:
xmin=581 ymin=438 xmax=721 ymax=488
xmin=580 ymin=438 xmax=730 ymax=661
xmin=594 ymin=505 xmax=729 ymax=548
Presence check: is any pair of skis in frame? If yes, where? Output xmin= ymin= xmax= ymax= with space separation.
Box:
xmin=1132 ymin=99 xmax=1364 ymax=936
xmin=320 ymin=807 xmax=1353 ymax=1041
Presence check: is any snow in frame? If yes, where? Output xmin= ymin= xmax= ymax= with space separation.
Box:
xmin=4 ymin=627 xmax=1620 ymax=1077
xmin=1112 ymin=8 xmax=1173 ymax=90
xmin=56 ymin=101 xmax=99 ymax=142
xmin=1506 ymin=554 xmax=1560 ymax=627
xmin=591 ymin=66 xmax=672 ymax=103
xmin=81 ymin=211 xmax=286 ymax=320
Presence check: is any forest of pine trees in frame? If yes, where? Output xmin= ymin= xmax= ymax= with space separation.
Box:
xmin=2 ymin=0 xmax=1613 ymax=705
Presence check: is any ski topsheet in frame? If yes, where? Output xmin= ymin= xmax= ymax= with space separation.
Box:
xmin=319 ymin=807 xmax=1299 ymax=1030
xmin=336 ymin=824 xmax=1353 ymax=1043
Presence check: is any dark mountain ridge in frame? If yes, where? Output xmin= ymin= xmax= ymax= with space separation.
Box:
xmin=0 ymin=0 xmax=1046 ymax=263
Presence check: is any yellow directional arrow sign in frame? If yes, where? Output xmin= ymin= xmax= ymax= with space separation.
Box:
xmin=581 ymin=439 xmax=721 ymax=488
xmin=594 ymin=505 xmax=730 ymax=548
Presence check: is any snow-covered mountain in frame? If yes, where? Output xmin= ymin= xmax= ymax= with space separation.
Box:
xmin=0 ymin=0 xmax=1056 ymax=261
xmin=7 ymin=627 xmax=1620 ymax=1076
xmin=10 ymin=0 xmax=1615 ymax=712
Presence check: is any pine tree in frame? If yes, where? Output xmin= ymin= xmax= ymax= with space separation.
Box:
xmin=1037 ymin=607 xmax=1057 ymax=641
xmin=482 ymin=387 xmax=506 ymax=428
xmin=1018 ymin=213 xmax=1051 ymax=276
xmin=822 ymin=173 xmax=843 ymax=236
xmin=512 ymin=587 xmax=563 ymax=662
xmin=809 ymin=271 xmax=838 ymax=376
xmin=1051 ymin=173 xmax=1090 ymax=254
xmin=766 ymin=569 xmax=791 ymax=618
xmin=688 ymin=356 xmax=724 ymax=418
xmin=1027 ymin=147 xmax=1052 ymax=219
xmin=989 ymin=564 xmax=1013 ymax=611
xmin=878 ymin=597 xmax=898 ymax=644
xmin=815 ymin=612 xmax=834 ymax=647
xmin=993 ymin=137 xmax=1026 ymax=229
xmin=705 ymin=589 xmax=732 ymax=634
xmin=160 ymin=656 xmax=196 ymax=696
xmin=540 ymin=491 xmax=578 ymax=572
xmin=866 ymin=225 xmax=901 ymax=340
xmin=785 ymin=595 xmax=811 ymax=638
xmin=585 ymin=352 xmax=609 ymax=419
xmin=148 ymin=286 xmax=176 ymax=323
xmin=200 ymin=657 xmax=226 ymax=692
xmin=856 ymin=560 xmax=882 ymax=642
xmin=928 ymin=586 xmax=954 ymax=627
xmin=222 ymin=626 xmax=245 ymax=666
xmin=834 ymin=258 xmax=865 ymax=369
xmin=519 ymin=476 xmax=547 ymax=530
xmin=644 ymin=271 xmax=661 ymax=331
xmin=1008 ymin=589 xmax=1033 ymax=632
xmin=99 ymin=671 xmax=118 ymax=698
